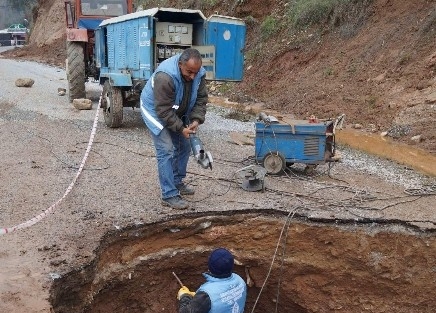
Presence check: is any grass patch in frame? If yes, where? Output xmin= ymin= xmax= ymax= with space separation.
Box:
xmin=365 ymin=95 xmax=377 ymax=109
xmin=245 ymin=46 xmax=262 ymax=62
xmin=261 ymin=16 xmax=280 ymax=39
xmin=199 ymin=0 xmax=218 ymax=9
xmin=286 ymin=0 xmax=373 ymax=31
xmin=323 ymin=67 xmax=334 ymax=76
xmin=398 ymin=51 xmax=411 ymax=65
xmin=245 ymin=15 xmax=258 ymax=26
xmin=288 ymin=0 xmax=339 ymax=28
xmin=137 ymin=0 xmax=170 ymax=9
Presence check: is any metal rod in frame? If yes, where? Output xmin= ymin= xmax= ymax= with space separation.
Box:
xmin=172 ymin=271 xmax=184 ymax=287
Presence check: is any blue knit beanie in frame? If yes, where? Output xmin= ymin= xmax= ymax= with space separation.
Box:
xmin=208 ymin=248 xmax=234 ymax=278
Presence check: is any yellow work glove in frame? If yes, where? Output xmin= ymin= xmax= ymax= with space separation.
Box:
xmin=177 ymin=285 xmax=195 ymax=300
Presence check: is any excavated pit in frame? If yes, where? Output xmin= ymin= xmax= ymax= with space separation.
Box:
xmin=50 ymin=211 xmax=436 ymax=313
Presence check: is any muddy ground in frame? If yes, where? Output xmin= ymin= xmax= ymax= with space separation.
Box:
xmin=1 ymin=0 xmax=436 ymax=310
xmin=0 ymin=56 xmax=435 ymax=312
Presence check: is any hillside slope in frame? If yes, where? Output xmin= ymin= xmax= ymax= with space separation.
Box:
xmin=4 ymin=0 xmax=435 ymax=154
xmin=237 ymin=0 xmax=436 ymax=155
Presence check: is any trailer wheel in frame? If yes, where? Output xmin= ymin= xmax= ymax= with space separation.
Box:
xmin=102 ymin=80 xmax=123 ymax=128
xmin=66 ymin=41 xmax=86 ymax=102
xmin=262 ymin=152 xmax=286 ymax=175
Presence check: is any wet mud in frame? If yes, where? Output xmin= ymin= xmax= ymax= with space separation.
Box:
xmin=336 ymin=129 xmax=436 ymax=177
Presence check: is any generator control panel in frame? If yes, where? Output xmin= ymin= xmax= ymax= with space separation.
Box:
xmin=155 ymin=22 xmax=193 ymax=45
xmin=155 ymin=22 xmax=193 ymax=66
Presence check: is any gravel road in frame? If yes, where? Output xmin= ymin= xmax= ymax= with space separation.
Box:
xmin=0 ymin=56 xmax=435 ymax=312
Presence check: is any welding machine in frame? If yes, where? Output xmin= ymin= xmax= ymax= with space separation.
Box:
xmin=255 ymin=113 xmax=344 ymax=174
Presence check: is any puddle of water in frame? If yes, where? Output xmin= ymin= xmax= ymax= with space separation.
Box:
xmin=336 ymin=129 xmax=436 ymax=177
xmin=208 ymin=96 xmax=435 ymax=177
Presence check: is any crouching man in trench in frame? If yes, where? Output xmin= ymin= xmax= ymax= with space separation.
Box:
xmin=177 ymin=248 xmax=247 ymax=313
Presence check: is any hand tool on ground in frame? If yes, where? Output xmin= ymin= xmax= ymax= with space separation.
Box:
xmin=173 ymin=272 xmax=196 ymax=299
xmin=172 ymin=272 xmax=184 ymax=287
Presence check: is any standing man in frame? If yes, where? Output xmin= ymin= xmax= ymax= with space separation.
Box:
xmin=177 ymin=248 xmax=248 ymax=313
xmin=140 ymin=48 xmax=208 ymax=209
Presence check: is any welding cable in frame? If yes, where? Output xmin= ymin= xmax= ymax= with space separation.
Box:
xmin=0 ymin=96 xmax=102 ymax=236
xmin=404 ymin=183 xmax=436 ymax=196
xmin=274 ymin=206 xmax=295 ymax=313
xmin=50 ymin=141 xmax=110 ymax=170
xmin=182 ymin=173 xmax=238 ymax=204
xmin=250 ymin=207 xmax=298 ymax=313
xmin=232 ymin=162 xmax=428 ymax=216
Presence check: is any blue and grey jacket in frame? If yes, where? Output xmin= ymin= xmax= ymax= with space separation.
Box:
xmin=197 ymin=273 xmax=247 ymax=313
xmin=140 ymin=54 xmax=206 ymax=135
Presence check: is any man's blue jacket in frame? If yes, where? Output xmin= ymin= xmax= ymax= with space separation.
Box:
xmin=140 ymin=53 xmax=206 ymax=135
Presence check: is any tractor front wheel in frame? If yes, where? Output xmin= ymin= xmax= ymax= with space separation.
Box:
xmin=66 ymin=41 xmax=86 ymax=102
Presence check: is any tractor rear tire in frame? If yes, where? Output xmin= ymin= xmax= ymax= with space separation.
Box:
xmin=66 ymin=41 xmax=86 ymax=102
xmin=102 ymin=80 xmax=123 ymax=128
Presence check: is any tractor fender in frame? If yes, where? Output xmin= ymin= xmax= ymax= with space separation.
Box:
xmin=99 ymin=73 xmax=133 ymax=87
xmin=66 ymin=28 xmax=88 ymax=42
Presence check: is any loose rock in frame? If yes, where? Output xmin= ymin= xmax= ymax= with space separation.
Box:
xmin=15 ymin=78 xmax=35 ymax=87
xmin=58 ymin=88 xmax=66 ymax=96
xmin=410 ymin=134 xmax=423 ymax=143
xmin=73 ymin=98 xmax=92 ymax=110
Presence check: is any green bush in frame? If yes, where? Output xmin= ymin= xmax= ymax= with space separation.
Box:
xmin=287 ymin=0 xmax=372 ymax=29
xmin=261 ymin=16 xmax=280 ymax=39
xmin=202 ymin=0 xmax=218 ymax=6
xmin=288 ymin=0 xmax=339 ymax=28
xmin=136 ymin=0 xmax=170 ymax=9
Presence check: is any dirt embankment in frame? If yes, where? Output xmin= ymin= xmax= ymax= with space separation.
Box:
xmin=3 ymin=0 xmax=435 ymax=154
xmin=233 ymin=0 xmax=436 ymax=154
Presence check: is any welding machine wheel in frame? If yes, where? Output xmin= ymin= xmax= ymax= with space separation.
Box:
xmin=262 ymin=152 xmax=286 ymax=175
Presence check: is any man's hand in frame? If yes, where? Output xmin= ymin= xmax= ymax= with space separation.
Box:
xmin=188 ymin=120 xmax=199 ymax=132
xmin=182 ymin=120 xmax=199 ymax=139
xmin=182 ymin=127 xmax=194 ymax=139
xmin=177 ymin=286 xmax=195 ymax=300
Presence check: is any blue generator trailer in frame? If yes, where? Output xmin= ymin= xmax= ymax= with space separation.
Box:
xmin=255 ymin=113 xmax=345 ymax=174
xmin=94 ymin=7 xmax=246 ymax=127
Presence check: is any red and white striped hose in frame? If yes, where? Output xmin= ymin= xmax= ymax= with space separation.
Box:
xmin=0 ymin=96 xmax=102 ymax=235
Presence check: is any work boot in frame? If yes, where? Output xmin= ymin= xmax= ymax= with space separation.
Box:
xmin=161 ymin=196 xmax=189 ymax=210
xmin=176 ymin=184 xmax=195 ymax=195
